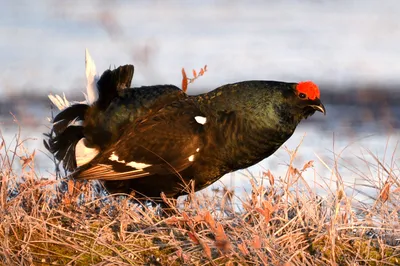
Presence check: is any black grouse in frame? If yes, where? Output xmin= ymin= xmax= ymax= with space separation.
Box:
xmin=46 ymin=64 xmax=325 ymax=202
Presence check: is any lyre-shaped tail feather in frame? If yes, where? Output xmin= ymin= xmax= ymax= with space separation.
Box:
xmin=85 ymin=48 xmax=99 ymax=105
xmin=46 ymin=49 xmax=100 ymax=171
xmin=49 ymin=49 xmax=99 ymax=110
xmin=48 ymin=93 xmax=70 ymax=111
xmin=46 ymin=50 xmax=134 ymax=172
xmin=96 ymin=64 xmax=134 ymax=110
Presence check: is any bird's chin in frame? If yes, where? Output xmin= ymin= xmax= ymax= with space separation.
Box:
xmin=302 ymin=108 xmax=316 ymax=119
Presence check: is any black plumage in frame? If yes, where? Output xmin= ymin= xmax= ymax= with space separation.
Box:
xmin=46 ymin=65 xmax=325 ymax=202
xmin=46 ymin=65 xmax=135 ymax=171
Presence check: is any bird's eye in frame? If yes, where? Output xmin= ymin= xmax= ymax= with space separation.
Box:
xmin=299 ymin=93 xmax=306 ymax=99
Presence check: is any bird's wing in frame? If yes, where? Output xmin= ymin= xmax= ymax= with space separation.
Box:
xmin=73 ymin=100 xmax=206 ymax=181
xmin=84 ymin=85 xmax=186 ymax=147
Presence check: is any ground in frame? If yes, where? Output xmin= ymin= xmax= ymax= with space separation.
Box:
xmin=0 ymin=135 xmax=400 ymax=266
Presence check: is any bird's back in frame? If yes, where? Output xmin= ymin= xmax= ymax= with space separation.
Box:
xmin=84 ymin=85 xmax=187 ymax=149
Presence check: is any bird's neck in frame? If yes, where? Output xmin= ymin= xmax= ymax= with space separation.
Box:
xmin=191 ymin=85 xmax=300 ymax=173
xmin=193 ymin=84 xmax=302 ymax=133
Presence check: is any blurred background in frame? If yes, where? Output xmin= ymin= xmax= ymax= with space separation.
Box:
xmin=1 ymin=0 xmax=399 ymax=200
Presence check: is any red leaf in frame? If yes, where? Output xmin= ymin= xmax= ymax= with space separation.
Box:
xmin=301 ymin=160 xmax=314 ymax=172
xmin=181 ymin=68 xmax=188 ymax=92
xmin=215 ymin=223 xmax=230 ymax=252
xmin=380 ymin=181 xmax=390 ymax=203
xmin=238 ymin=243 xmax=249 ymax=256
xmin=193 ymin=69 xmax=197 ymax=78
xmin=182 ymin=211 xmax=190 ymax=221
xmin=204 ymin=211 xmax=216 ymax=229
xmin=193 ymin=215 xmax=203 ymax=223
xmin=188 ymin=232 xmax=199 ymax=245
xmin=176 ymin=248 xmax=182 ymax=258
xmin=182 ymin=211 xmax=193 ymax=226
xmin=262 ymin=200 xmax=274 ymax=212
xmin=68 ymin=179 xmax=74 ymax=196
xmin=64 ymin=197 xmax=71 ymax=205
xmin=21 ymin=150 xmax=36 ymax=169
xmin=203 ymin=243 xmax=212 ymax=259
xmin=252 ymin=235 xmax=262 ymax=249
xmin=165 ymin=216 xmax=179 ymax=225
xmin=263 ymin=170 xmax=274 ymax=186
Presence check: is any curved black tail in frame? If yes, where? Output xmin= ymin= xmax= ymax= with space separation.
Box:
xmin=45 ymin=65 xmax=134 ymax=172
xmin=45 ymin=104 xmax=89 ymax=171
xmin=96 ymin=64 xmax=134 ymax=110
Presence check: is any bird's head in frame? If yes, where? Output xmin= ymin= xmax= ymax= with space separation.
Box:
xmin=289 ymin=81 xmax=325 ymax=119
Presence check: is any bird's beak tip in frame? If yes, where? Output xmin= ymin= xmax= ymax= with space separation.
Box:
xmin=311 ymin=101 xmax=326 ymax=115
xmin=319 ymin=104 xmax=326 ymax=115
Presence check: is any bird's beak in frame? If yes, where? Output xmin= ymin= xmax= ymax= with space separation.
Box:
xmin=309 ymin=99 xmax=326 ymax=115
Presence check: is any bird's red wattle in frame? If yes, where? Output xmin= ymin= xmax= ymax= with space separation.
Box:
xmin=296 ymin=81 xmax=320 ymax=100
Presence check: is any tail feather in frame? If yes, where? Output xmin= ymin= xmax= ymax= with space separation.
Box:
xmin=52 ymin=104 xmax=89 ymax=134
xmin=48 ymin=93 xmax=71 ymax=110
xmin=47 ymin=104 xmax=89 ymax=171
xmin=96 ymin=64 xmax=134 ymax=110
xmin=46 ymin=51 xmax=134 ymax=173
xmin=85 ymin=49 xmax=99 ymax=105
xmin=47 ymin=125 xmax=85 ymax=171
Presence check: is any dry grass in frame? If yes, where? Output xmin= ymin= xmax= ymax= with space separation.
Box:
xmin=0 ymin=132 xmax=400 ymax=266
